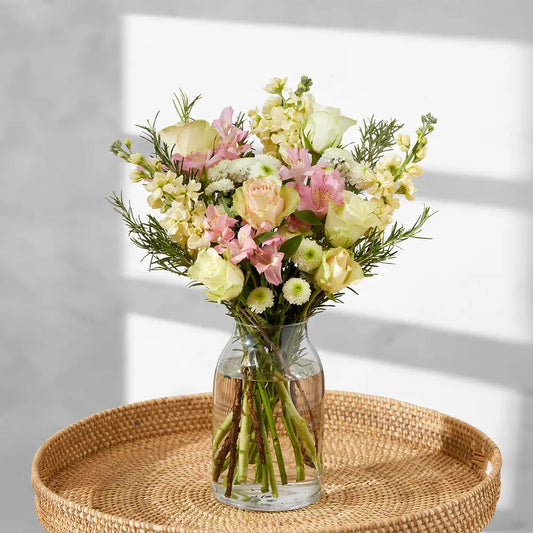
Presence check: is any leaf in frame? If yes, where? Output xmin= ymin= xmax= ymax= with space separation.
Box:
xmin=220 ymin=197 xmax=233 ymax=217
xmin=279 ymin=234 xmax=303 ymax=259
xmin=254 ymin=231 xmax=276 ymax=244
xmin=294 ymin=210 xmax=322 ymax=226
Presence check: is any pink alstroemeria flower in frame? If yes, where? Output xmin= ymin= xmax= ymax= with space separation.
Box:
xmin=228 ymin=223 xmax=285 ymax=285
xmin=228 ymin=224 xmax=259 ymax=264
xmin=211 ymin=107 xmax=252 ymax=163
xmin=279 ymin=148 xmax=313 ymax=184
xmin=204 ymin=205 xmax=237 ymax=250
xmin=212 ymin=107 xmax=249 ymax=146
xmin=250 ymin=241 xmax=285 ymax=286
xmin=296 ymin=167 xmax=345 ymax=217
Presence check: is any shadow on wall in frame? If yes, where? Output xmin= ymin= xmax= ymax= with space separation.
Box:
xmin=1 ymin=1 xmax=531 ymax=532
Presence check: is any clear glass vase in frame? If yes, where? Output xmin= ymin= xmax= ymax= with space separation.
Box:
xmin=212 ymin=320 xmax=324 ymax=511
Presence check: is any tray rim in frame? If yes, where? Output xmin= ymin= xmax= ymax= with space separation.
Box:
xmin=32 ymin=390 xmax=502 ymax=532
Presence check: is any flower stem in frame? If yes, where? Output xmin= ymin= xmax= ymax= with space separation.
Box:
xmin=257 ymin=382 xmax=288 ymax=485
xmin=224 ymin=378 xmax=243 ymax=498
xmin=254 ymin=392 xmax=278 ymax=497
xmin=237 ymin=381 xmax=252 ymax=483
xmin=254 ymin=454 xmax=262 ymax=483
xmin=282 ymin=404 xmax=305 ymax=482
xmin=213 ymin=434 xmax=232 ymax=482
xmin=275 ymin=378 xmax=321 ymax=470
xmin=212 ymin=411 xmax=233 ymax=456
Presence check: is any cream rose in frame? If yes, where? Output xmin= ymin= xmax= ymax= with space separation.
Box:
xmin=158 ymin=120 xmax=219 ymax=156
xmin=303 ymin=106 xmax=357 ymax=154
xmin=232 ymin=175 xmax=300 ymax=229
xmin=325 ymin=191 xmax=380 ymax=247
xmin=188 ymin=248 xmax=244 ymax=302
xmin=314 ymin=247 xmax=364 ymax=292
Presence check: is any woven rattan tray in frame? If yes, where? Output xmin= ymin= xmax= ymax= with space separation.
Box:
xmin=32 ymin=391 xmax=501 ymax=532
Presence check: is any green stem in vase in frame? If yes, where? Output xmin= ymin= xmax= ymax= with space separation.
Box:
xmin=224 ymin=378 xmax=243 ymax=498
xmin=237 ymin=381 xmax=252 ymax=483
xmin=274 ymin=378 xmax=321 ymax=470
xmin=254 ymin=454 xmax=262 ymax=483
xmin=282 ymin=404 xmax=305 ymax=482
xmin=257 ymin=382 xmax=288 ymax=485
xmin=212 ymin=411 xmax=233 ymax=456
xmin=254 ymin=392 xmax=278 ymax=497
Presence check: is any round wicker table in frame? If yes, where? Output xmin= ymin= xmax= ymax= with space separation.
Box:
xmin=32 ymin=391 xmax=501 ymax=532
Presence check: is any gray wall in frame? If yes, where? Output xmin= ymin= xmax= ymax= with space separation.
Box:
xmin=1 ymin=1 xmax=532 ymax=531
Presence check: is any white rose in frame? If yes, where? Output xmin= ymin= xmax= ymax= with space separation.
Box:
xmin=314 ymin=247 xmax=364 ymax=292
xmin=303 ymin=106 xmax=356 ymax=153
xmin=188 ymin=248 xmax=244 ymax=302
xmin=325 ymin=191 xmax=380 ymax=247
xmin=158 ymin=120 xmax=219 ymax=156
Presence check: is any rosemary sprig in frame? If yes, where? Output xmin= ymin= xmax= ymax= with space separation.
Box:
xmin=173 ymin=89 xmax=202 ymax=122
xmin=354 ymin=206 xmax=434 ymax=275
xmin=108 ymin=192 xmax=193 ymax=275
xmin=135 ymin=114 xmax=178 ymax=172
xmin=353 ymin=116 xmax=403 ymax=167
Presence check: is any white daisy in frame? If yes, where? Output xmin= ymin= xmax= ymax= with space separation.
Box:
xmin=292 ymin=238 xmax=322 ymax=273
xmin=248 ymin=155 xmax=282 ymax=178
xmin=246 ymin=287 xmax=275 ymax=314
xmin=282 ymin=278 xmax=311 ymax=305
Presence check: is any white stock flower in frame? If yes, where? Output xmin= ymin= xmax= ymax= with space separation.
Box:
xmin=247 ymin=287 xmax=275 ymax=314
xmin=396 ymin=173 xmax=417 ymax=201
xmin=377 ymin=154 xmax=402 ymax=172
xmin=129 ymin=169 xmax=145 ymax=183
xmin=129 ymin=153 xmax=144 ymax=165
xmin=282 ymin=278 xmax=311 ymax=305
xmin=264 ymin=77 xmax=287 ymax=94
xmin=396 ymin=134 xmax=410 ymax=152
xmin=415 ymin=146 xmax=427 ymax=161
xmin=406 ymin=163 xmax=424 ymax=177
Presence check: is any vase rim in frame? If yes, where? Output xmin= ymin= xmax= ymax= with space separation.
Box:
xmin=233 ymin=319 xmax=309 ymax=328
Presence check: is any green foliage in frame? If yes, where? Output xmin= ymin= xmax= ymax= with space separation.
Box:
xmin=108 ymin=192 xmax=193 ymax=275
xmin=172 ymin=89 xmax=202 ymax=122
xmin=353 ymin=116 xmax=403 ymax=167
xmin=294 ymin=210 xmax=322 ymax=226
xmin=254 ymin=231 xmax=276 ymax=244
xmin=136 ymin=114 xmax=174 ymax=167
xmin=279 ymin=235 xmax=303 ymax=259
xmin=354 ymin=206 xmax=434 ymax=275
xmin=233 ymin=111 xmax=247 ymax=130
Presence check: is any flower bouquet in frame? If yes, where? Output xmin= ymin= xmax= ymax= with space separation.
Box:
xmin=110 ymin=76 xmax=436 ymax=511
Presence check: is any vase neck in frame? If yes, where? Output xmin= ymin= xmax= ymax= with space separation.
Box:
xmin=232 ymin=320 xmax=309 ymax=338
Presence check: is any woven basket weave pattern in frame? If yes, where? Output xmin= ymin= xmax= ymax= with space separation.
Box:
xmin=32 ymin=391 xmax=501 ymax=532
